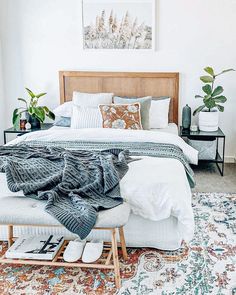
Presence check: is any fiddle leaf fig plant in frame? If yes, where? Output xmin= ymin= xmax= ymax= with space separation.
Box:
xmin=193 ymin=67 xmax=235 ymax=116
xmin=12 ymin=88 xmax=55 ymax=125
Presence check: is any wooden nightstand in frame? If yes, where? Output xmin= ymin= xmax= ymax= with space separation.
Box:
xmin=180 ymin=127 xmax=225 ymax=176
xmin=3 ymin=123 xmax=53 ymax=144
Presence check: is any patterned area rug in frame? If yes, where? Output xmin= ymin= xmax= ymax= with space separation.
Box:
xmin=0 ymin=192 xmax=236 ymax=295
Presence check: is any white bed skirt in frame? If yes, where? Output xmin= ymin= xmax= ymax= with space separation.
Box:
xmin=0 ymin=214 xmax=181 ymax=251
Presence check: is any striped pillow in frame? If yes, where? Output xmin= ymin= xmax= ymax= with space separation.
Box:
xmin=70 ymin=106 xmax=102 ymax=129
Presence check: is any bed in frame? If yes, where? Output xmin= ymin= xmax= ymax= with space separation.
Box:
xmin=0 ymin=71 xmax=197 ymax=250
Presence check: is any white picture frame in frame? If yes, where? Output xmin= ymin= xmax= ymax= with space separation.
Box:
xmin=82 ymin=0 xmax=156 ymax=50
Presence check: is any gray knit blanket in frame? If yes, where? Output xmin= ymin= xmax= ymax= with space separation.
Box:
xmin=0 ymin=145 xmax=130 ymax=239
xmin=22 ymin=140 xmax=195 ymax=188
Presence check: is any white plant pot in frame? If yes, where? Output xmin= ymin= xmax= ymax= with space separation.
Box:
xmin=199 ymin=110 xmax=219 ymax=132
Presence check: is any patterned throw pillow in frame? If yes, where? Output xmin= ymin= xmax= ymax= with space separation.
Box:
xmin=99 ymin=103 xmax=143 ymax=130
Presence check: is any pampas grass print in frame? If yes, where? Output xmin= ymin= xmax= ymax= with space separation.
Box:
xmin=84 ymin=9 xmax=152 ymax=49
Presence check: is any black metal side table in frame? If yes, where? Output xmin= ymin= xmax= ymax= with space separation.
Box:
xmin=3 ymin=123 xmax=53 ymax=144
xmin=180 ymin=127 xmax=225 ymax=176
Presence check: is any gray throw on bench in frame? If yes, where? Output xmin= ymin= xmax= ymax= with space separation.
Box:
xmin=0 ymin=145 xmax=130 ymax=239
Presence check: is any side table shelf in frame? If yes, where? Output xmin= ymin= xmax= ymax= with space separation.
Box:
xmin=180 ymin=127 xmax=225 ymax=176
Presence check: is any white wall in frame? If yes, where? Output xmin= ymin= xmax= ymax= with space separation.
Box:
xmin=1 ymin=0 xmax=236 ymax=159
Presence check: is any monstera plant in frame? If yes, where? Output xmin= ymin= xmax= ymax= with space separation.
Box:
xmin=193 ymin=67 xmax=235 ymax=131
xmin=13 ymin=88 xmax=55 ymax=129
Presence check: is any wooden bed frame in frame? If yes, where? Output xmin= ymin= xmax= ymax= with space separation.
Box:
xmin=59 ymin=71 xmax=179 ymax=125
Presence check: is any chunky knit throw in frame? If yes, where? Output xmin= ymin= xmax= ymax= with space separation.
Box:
xmin=21 ymin=140 xmax=196 ymax=188
xmin=0 ymin=145 xmax=129 ymax=239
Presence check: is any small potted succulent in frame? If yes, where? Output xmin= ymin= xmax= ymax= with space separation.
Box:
xmin=13 ymin=88 xmax=55 ymax=129
xmin=193 ymin=67 xmax=235 ymax=131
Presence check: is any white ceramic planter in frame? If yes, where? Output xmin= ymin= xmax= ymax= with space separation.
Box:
xmin=199 ymin=110 xmax=219 ymax=132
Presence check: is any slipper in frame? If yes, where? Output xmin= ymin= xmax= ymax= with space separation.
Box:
xmin=63 ymin=238 xmax=86 ymax=263
xmin=82 ymin=240 xmax=104 ymax=263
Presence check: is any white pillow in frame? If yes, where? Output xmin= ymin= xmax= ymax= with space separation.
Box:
xmin=53 ymin=101 xmax=73 ymax=117
xmin=149 ymin=98 xmax=171 ymax=129
xmin=73 ymin=91 xmax=113 ymax=107
xmin=70 ymin=106 xmax=102 ymax=129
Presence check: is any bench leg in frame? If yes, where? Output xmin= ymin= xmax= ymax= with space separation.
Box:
xmin=119 ymin=227 xmax=128 ymax=261
xmin=111 ymin=228 xmax=121 ymax=289
xmin=7 ymin=225 xmax=13 ymax=248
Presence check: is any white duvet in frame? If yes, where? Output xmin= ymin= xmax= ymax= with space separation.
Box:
xmin=5 ymin=128 xmax=198 ymax=242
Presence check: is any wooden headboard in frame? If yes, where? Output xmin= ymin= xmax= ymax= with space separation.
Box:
xmin=59 ymin=71 xmax=179 ymax=124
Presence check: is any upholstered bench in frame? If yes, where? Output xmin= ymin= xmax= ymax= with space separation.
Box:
xmin=0 ymin=196 xmax=130 ymax=289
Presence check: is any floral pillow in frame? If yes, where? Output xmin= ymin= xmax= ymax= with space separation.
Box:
xmin=99 ymin=103 xmax=143 ymax=130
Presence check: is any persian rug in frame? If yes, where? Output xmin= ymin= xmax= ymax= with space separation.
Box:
xmin=0 ymin=192 xmax=236 ymax=295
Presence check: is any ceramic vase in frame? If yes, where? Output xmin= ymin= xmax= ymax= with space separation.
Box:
xmin=182 ymin=104 xmax=191 ymax=129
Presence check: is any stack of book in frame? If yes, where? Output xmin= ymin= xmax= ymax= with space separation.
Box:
xmin=5 ymin=235 xmax=64 ymax=261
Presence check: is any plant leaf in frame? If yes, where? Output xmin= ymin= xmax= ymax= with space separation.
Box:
xmin=214 ymin=95 xmax=227 ymax=103
xmin=204 ymin=98 xmax=216 ymax=109
xmin=200 ymin=76 xmax=214 ymax=83
xmin=33 ymin=107 xmax=45 ymax=123
xmin=12 ymin=109 xmax=19 ymax=125
xmin=202 ymin=84 xmax=212 ymax=95
xmin=204 ymin=94 xmax=211 ymax=100
xmin=216 ymin=68 xmax=235 ymax=76
xmin=17 ymin=98 xmax=28 ymax=106
xmin=47 ymin=110 xmax=55 ymax=120
xmin=204 ymin=67 xmax=215 ymax=76
xmin=36 ymin=92 xmax=47 ymax=99
xmin=28 ymin=106 xmax=34 ymax=115
xmin=216 ymin=104 xmax=224 ymax=112
xmin=212 ymin=86 xmax=223 ymax=97
xmin=195 ymin=95 xmax=203 ymax=99
xmin=12 ymin=109 xmax=27 ymax=125
xmin=193 ymin=105 xmax=205 ymax=116
xmin=31 ymin=99 xmax=38 ymax=107
xmin=25 ymin=88 xmax=35 ymax=98
xmin=43 ymin=106 xmax=49 ymax=113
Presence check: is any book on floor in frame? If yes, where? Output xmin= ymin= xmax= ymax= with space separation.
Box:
xmin=5 ymin=235 xmax=64 ymax=261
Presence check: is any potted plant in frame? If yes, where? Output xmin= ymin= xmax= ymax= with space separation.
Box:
xmin=193 ymin=67 xmax=235 ymax=132
xmin=13 ymin=88 xmax=55 ymax=129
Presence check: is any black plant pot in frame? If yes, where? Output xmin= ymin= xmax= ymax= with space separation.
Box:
xmin=28 ymin=115 xmax=41 ymax=129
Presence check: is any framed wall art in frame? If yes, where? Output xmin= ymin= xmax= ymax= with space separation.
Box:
xmin=82 ymin=0 xmax=156 ymax=50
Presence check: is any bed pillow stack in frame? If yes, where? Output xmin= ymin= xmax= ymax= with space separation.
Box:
xmin=114 ymin=96 xmax=171 ymax=129
xmin=53 ymin=92 xmax=171 ymax=130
